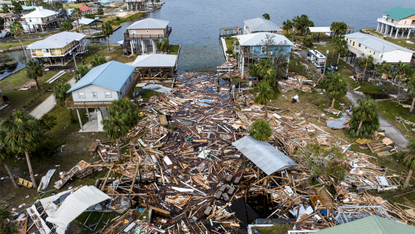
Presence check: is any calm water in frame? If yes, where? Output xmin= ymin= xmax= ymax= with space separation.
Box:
xmin=110 ymin=0 xmax=415 ymax=72
xmin=0 ymin=50 xmax=27 ymax=80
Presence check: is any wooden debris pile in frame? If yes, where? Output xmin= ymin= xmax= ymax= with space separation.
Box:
xmin=278 ymin=76 xmax=313 ymax=93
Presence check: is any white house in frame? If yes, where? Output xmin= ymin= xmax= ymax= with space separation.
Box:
xmin=66 ymin=61 xmax=137 ymax=131
xmin=21 ymin=6 xmax=58 ymax=32
xmin=345 ymin=32 xmax=413 ymax=63
xmin=244 ymin=18 xmax=282 ymax=34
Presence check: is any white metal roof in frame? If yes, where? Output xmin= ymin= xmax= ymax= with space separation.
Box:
xmin=346 ymin=32 xmax=413 ymax=53
xmin=308 ymin=27 xmax=332 ymax=33
xmin=234 ymin=32 xmax=294 ymax=46
xmin=132 ymin=54 xmax=178 ymax=67
xmin=27 ymin=32 xmax=86 ymax=49
xmin=46 ymin=186 xmax=110 ymax=234
xmin=232 ymin=136 xmax=298 ymax=175
xmin=22 ymin=6 xmax=57 ymax=18
xmin=127 ymin=18 xmax=169 ymax=30
xmin=244 ymin=18 xmax=282 ymax=32
xmin=78 ymin=17 xmax=103 ymax=25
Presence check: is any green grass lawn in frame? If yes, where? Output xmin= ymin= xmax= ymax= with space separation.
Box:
xmin=104 ymin=12 xmax=145 ymax=26
xmin=224 ymin=37 xmax=237 ymax=52
xmin=254 ymin=222 xmax=293 ymax=234
xmin=169 ymin=44 xmax=180 ymax=55
xmin=378 ymin=100 xmax=415 ymax=138
xmin=0 ymin=39 xmax=42 ymax=49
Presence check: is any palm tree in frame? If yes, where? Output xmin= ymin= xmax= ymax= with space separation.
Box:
xmin=9 ymin=22 xmax=29 ymax=62
xmin=403 ymin=138 xmax=415 ymax=189
xmin=53 ymin=82 xmax=74 ymax=120
xmin=0 ymin=131 xmax=18 ymax=189
xmin=249 ymin=119 xmax=272 ymax=141
xmin=254 ymin=81 xmax=274 ymax=117
xmin=282 ymin=20 xmax=293 ymax=35
xmin=101 ymin=22 xmax=114 ymax=51
xmin=262 ymin=13 xmax=270 ymax=20
xmin=74 ymin=65 xmax=90 ymax=81
xmin=72 ymin=8 xmax=81 ymax=28
xmin=101 ymin=99 xmax=138 ymax=162
xmin=408 ymin=77 xmax=415 ymax=113
xmin=321 ymin=73 xmax=348 ymax=108
xmin=395 ymin=61 xmax=410 ymax=102
xmin=60 ymin=20 xmax=73 ymax=31
xmin=156 ymin=39 xmax=170 ymax=53
xmin=90 ymin=55 xmax=107 ymax=67
xmin=1 ymin=110 xmax=42 ymax=188
xmin=333 ymin=36 xmax=348 ymax=64
xmin=26 ymin=60 xmax=43 ymax=90
xmin=352 ymin=96 xmax=379 ymax=137
xmin=358 ymin=55 xmax=374 ymax=83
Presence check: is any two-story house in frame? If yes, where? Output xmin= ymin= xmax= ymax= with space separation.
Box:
xmin=122 ymin=18 xmax=172 ymax=55
xmin=27 ymin=32 xmax=87 ymax=65
xmin=66 ymin=61 xmax=138 ymax=131
xmin=21 ymin=6 xmax=58 ymax=32
xmin=376 ymin=6 xmax=415 ymax=39
xmin=244 ymin=18 xmax=282 ymax=34
xmin=345 ymin=32 xmax=413 ymax=64
xmin=233 ymin=32 xmax=293 ymax=78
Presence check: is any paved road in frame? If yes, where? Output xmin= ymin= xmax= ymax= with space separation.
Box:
xmin=30 ymin=78 xmax=76 ymax=119
xmin=345 ymin=87 xmax=409 ymax=150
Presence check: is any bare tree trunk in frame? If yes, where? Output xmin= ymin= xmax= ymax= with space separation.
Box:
xmin=34 ymin=78 xmax=40 ymax=90
xmin=107 ymin=36 xmax=111 ymax=51
xmin=410 ymin=97 xmax=415 ymax=113
xmin=397 ymin=74 xmax=402 ymax=102
xmin=403 ymin=169 xmax=413 ymax=189
xmin=326 ymin=94 xmax=331 ymax=108
xmin=356 ymin=120 xmax=363 ymax=137
xmin=116 ymin=138 xmax=121 ymax=162
xmin=337 ymin=53 xmax=341 ymax=64
xmin=68 ymin=108 xmax=74 ymax=120
xmin=3 ymin=162 xmax=19 ymax=188
xmin=25 ymin=150 xmax=37 ymax=189
xmin=331 ymin=98 xmax=336 ymax=109
xmin=362 ymin=60 xmax=368 ymax=82
xmin=19 ymin=38 xmax=29 ymax=62
xmin=265 ymin=104 xmax=268 ymax=118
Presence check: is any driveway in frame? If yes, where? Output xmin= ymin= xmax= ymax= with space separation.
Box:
xmin=30 ymin=78 xmax=76 ymax=119
xmin=345 ymin=87 xmax=409 ymax=149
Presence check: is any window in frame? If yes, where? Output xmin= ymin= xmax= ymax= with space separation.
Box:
xmin=92 ymin=91 xmax=97 ymax=98
xmin=405 ymin=21 xmax=407 ymax=25
xmin=374 ymin=51 xmax=376 ymax=55
xmin=261 ymin=46 xmax=266 ymax=54
xmin=78 ymin=91 xmax=86 ymax=99
xmin=146 ymin=30 xmax=149 ymax=33
xmin=132 ymin=31 xmax=136 ymax=36
xmin=358 ymin=43 xmax=361 ymax=47
xmin=43 ymin=49 xmax=49 ymax=53
xmin=105 ymin=91 xmax=112 ymax=98
xmin=352 ymin=41 xmax=355 ymax=46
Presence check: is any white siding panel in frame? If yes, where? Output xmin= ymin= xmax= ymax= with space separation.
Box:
xmin=71 ymin=85 xmax=119 ymax=102
xmin=382 ymin=50 xmax=413 ymax=63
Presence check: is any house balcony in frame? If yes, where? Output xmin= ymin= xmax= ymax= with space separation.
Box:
xmin=377 ymin=18 xmax=415 ymax=29
xmin=124 ymin=27 xmax=172 ymax=40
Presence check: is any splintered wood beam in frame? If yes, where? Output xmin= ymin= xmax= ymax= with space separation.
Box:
xmin=100 ymin=164 xmax=114 ymax=191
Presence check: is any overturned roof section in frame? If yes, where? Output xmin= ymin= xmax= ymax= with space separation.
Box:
xmin=132 ymin=54 xmax=178 ymax=68
xmin=244 ymin=18 xmax=282 ymax=32
xmin=22 ymin=6 xmax=57 ymax=18
xmin=127 ymin=18 xmax=169 ymax=30
xmin=308 ymin=27 xmax=332 ymax=33
xmin=79 ymin=17 xmax=103 ymax=25
xmin=27 ymin=32 xmax=86 ymax=49
xmin=68 ymin=61 xmax=135 ymax=93
xmin=346 ymin=32 xmax=413 ymax=53
xmin=232 ymin=136 xmax=297 ymax=175
xmin=46 ymin=186 xmax=110 ymax=234
xmin=234 ymin=32 xmax=294 ymax=46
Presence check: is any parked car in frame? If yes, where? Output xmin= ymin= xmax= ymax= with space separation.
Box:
xmin=330 ymin=62 xmax=339 ymax=71
xmin=321 ymin=66 xmax=335 ymax=74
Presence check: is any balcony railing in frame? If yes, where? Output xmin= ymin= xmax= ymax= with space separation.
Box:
xmin=377 ymin=18 xmax=415 ymax=28
xmin=124 ymin=27 xmax=172 ymax=40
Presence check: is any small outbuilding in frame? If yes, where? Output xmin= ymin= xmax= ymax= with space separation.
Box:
xmin=132 ymin=54 xmax=178 ymax=79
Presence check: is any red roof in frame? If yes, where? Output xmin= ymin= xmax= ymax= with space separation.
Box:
xmin=79 ymin=6 xmax=92 ymax=12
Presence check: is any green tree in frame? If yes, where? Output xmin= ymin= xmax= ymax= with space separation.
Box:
xmin=156 ymin=39 xmax=170 ymax=53
xmin=90 ymin=55 xmax=107 ymax=67
xmin=333 ymin=35 xmax=348 ymax=64
xmin=303 ymin=35 xmax=313 ymax=47
xmin=408 ymin=77 xmax=415 ymax=113
xmin=262 ymin=13 xmax=270 ymax=20
xmin=53 ymin=82 xmax=74 ymax=120
xmin=0 ymin=201 xmax=18 ymax=234
xmin=101 ymin=99 xmax=138 ymax=162
xmin=84 ymin=13 xmax=95 ymax=19
xmin=358 ymin=55 xmax=374 ymax=83
xmin=58 ymin=8 xmax=68 ymax=19
xmin=282 ymin=19 xmax=293 ymax=35
xmin=321 ymin=72 xmax=348 ymax=108
xmin=2 ymin=4 xmax=9 ymax=13
xmin=97 ymin=7 xmax=104 ymax=16
xmin=293 ymin=14 xmax=314 ymax=35
xmin=102 ymin=22 xmax=114 ymax=51
xmin=9 ymin=22 xmax=29 ymax=61
xmin=1 ymin=110 xmax=43 ymax=188
xmin=72 ymin=8 xmax=81 ymax=28
xmin=0 ymin=132 xmax=18 ymax=189
xmin=298 ymin=144 xmax=347 ymax=182
xmin=60 ymin=20 xmax=73 ymax=31
xmin=395 ymin=61 xmax=411 ymax=102
xmin=254 ymin=81 xmax=274 ymax=117
xmin=249 ymin=119 xmax=272 ymax=141
xmin=26 ymin=60 xmax=43 ymax=90
xmin=330 ymin=21 xmax=348 ymax=35
xmin=74 ymin=65 xmax=90 ymax=81
xmin=348 ymin=96 xmax=379 ymax=138
xmin=403 ymin=139 xmax=415 ymax=189
xmin=11 ymin=0 xmax=22 ymax=15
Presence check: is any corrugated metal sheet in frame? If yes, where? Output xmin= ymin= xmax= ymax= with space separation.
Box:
xmin=244 ymin=18 xmax=282 ymax=32
xmin=232 ymin=136 xmax=297 ymax=175
xmin=27 ymin=32 xmax=86 ymax=49
xmin=67 ymin=61 xmax=135 ymax=93
xmin=132 ymin=54 xmax=178 ymax=68
xmin=46 ymin=186 xmax=110 ymax=234
xmin=127 ymin=18 xmax=170 ymax=30
xmin=346 ymin=32 xmax=413 ymax=53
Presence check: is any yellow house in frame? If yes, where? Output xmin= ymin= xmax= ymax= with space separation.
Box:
xmin=27 ymin=32 xmax=87 ymax=65
xmin=376 ymin=6 xmax=415 ymax=39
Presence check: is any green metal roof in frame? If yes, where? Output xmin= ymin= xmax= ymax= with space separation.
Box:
xmin=383 ymin=6 xmax=415 ymax=20
xmin=315 ymin=215 xmax=415 ymax=234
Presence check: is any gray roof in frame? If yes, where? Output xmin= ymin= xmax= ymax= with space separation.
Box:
xmin=232 ymin=136 xmax=298 ymax=175
xmin=234 ymin=32 xmax=294 ymax=46
xmin=346 ymin=32 xmax=413 ymax=53
xmin=132 ymin=54 xmax=178 ymax=68
xmin=127 ymin=18 xmax=169 ymax=30
xmin=27 ymin=32 xmax=86 ymax=49
xmin=244 ymin=18 xmax=282 ymax=32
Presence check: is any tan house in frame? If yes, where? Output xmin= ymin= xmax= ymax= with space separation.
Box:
xmin=122 ymin=18 xmax=172 ymax=55
xmin=376 ymin=6 xmax=415 ymax=39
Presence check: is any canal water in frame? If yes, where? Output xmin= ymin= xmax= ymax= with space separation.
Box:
xmin=0 ymin=50 xmax=27 ymax=80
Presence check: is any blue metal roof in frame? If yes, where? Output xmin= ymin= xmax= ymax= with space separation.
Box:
xmin=67 ymin=61 xmax=135 ymax=93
